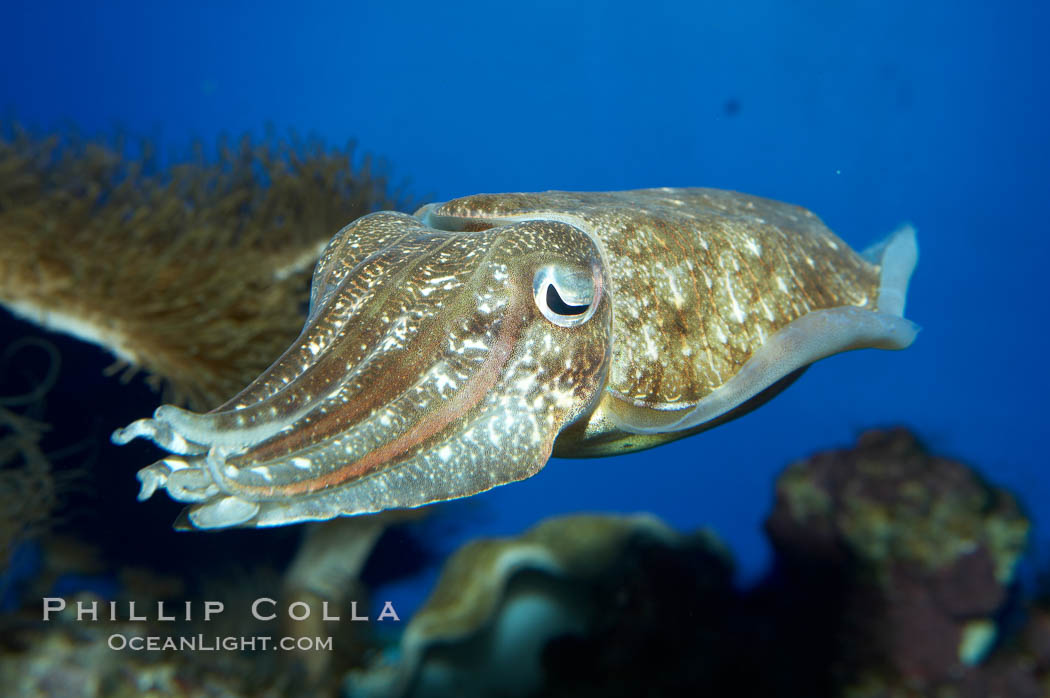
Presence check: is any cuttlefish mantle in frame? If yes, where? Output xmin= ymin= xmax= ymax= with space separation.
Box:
xmin=112 ymin=188 xmax=918 ymax=529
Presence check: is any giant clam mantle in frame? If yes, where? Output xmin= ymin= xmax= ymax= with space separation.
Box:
xmin=113 ymin=188 xmax=918 ymax=529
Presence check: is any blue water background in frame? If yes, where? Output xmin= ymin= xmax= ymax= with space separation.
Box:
xmin=2 ymin=1 xmax=1047 ymax=610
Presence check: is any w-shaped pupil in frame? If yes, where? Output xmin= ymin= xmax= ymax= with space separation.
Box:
xmin=546 ymin=284 xmax=589 ymax=316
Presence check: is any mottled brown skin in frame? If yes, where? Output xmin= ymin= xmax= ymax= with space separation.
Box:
xmin=426 ymin=189 xmax=882 ymax=457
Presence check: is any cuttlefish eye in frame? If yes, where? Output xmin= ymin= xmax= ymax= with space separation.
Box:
xmin=532 ymin=263 xmax=598 ymax=327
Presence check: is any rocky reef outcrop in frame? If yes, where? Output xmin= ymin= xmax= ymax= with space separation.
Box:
xmin=346 ymin=429 xmax=1046 ymax=698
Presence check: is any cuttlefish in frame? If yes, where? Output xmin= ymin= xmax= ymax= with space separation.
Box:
xmin=113 ymin=189 xmax=918 ymax=529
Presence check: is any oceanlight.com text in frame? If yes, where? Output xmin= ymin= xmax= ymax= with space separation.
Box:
xmin=108 ymin=633 xmax=334 ymax=652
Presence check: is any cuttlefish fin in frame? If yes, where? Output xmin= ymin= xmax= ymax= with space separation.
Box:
xmin=615 ymin=224 xmax=919 ymax=435
xmin=862 ymin=223 xmax=918 ymax=317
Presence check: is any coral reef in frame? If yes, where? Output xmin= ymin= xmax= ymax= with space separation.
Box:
xmin=0 ymin=545 xmax=348 ymax=698
xmin=0 ymin=481 xmax=400 ymax=698
xmin=0 ymin=124 xmax=412 ymax=409
xmin=347 ymin=430 xmax=1049 ymax=698
xmin=3 ymin=322 xmax=1047 ymax=698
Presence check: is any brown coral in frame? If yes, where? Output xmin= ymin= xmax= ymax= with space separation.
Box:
xmin=0 ymin=124 xmax=412 ymax=409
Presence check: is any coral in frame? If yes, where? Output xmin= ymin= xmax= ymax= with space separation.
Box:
xmin=342 ymin=430 xmax=1048 ymax=698
xmin=0 ymin=592 xmax=295 ymax=698
xmin=1 ymin=561 xmax=327 ymax=697
xmin=764 ymin=428 xmax=1037 ymax=695
xmin=0 ymin=124 xmax=412 ymax=409
xmin=0 ymin=515 xmax=405 ymax=698
xmin=770 ymin=429 xmax=1028 ymax=585
xmin=0 ymin=507 xmax=412 ymax=697
xmin=280 ymin=513 xmax=410 ymax=688
xmin=346 ymin=513 xmax=733 ymax=698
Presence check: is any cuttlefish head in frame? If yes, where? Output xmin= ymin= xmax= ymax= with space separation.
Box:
xmin=112 ymin=211 xmax=612 ymax=528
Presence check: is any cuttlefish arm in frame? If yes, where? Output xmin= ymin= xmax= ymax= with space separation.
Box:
xmin=113 ymin=188 xmax=917 ymax=529
xmin=114 ymin=211 xmax=612 ymax=528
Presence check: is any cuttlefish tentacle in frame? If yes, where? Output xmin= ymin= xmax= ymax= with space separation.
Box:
xmin=114 ymin=188 xmax=917 ymax=528
xmin=121 ymin=220 xmax=493 ymax=452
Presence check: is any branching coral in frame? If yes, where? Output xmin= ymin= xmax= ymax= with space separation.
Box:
xmin=0 ymin=124 xmax=413 ymax=409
